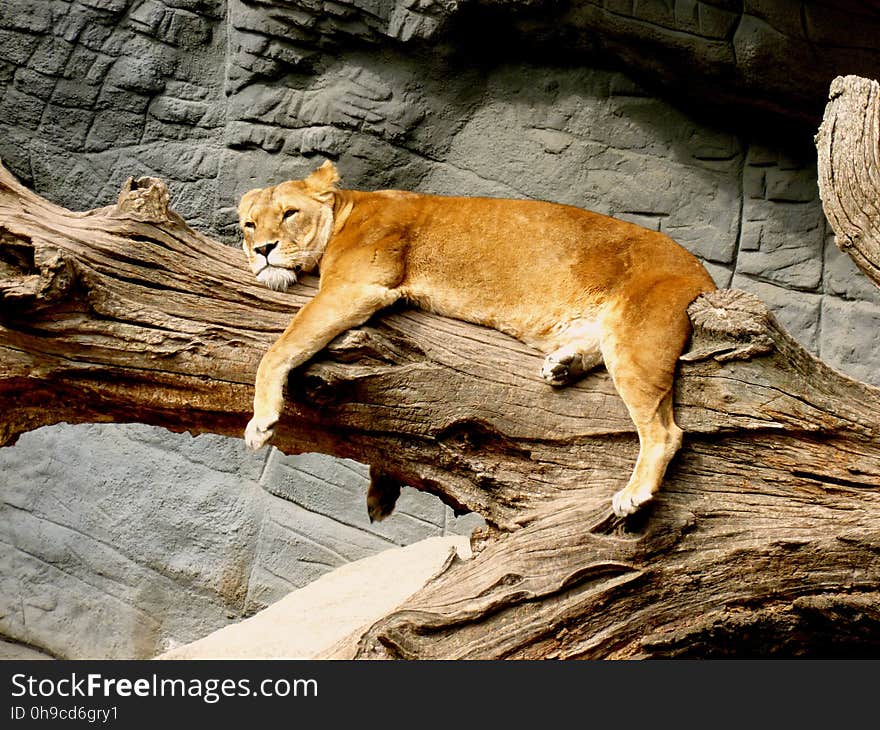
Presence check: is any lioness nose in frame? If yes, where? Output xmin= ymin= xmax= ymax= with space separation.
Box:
xmin=254 ymin=242 xmax=278 ymax=258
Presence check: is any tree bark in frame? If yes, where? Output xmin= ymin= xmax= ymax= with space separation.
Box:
xmin=816 ymin=75 xmax=880 ymax=289
xmin=2 ymin=153 xmax=880 ymax=659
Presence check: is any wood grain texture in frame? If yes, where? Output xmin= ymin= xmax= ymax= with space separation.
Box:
xmin=2 ymin=157 xmax=879 ymax=658
xmin=817 ymin=75 xmax=880 ymax=289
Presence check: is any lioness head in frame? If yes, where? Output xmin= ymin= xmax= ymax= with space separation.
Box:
xmin=238 ymin=160 xmax=340 ymax=292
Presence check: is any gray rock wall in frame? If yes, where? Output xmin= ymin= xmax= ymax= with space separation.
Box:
xmin=0 ymin=424 xmax=480 ymax=658
xmin=1 ymin=0 xmax=879 ymax=658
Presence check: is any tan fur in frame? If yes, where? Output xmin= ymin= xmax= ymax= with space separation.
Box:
xmin=239 ymin=160 xmax=717 ymax=517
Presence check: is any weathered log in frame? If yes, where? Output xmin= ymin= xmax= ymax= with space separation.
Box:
xmin=2 ymin=158 xmax=880 ymax=659
xmin=816 ymin=75 xmax=880 ymax=288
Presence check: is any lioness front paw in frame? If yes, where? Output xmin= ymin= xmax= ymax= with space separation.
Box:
xmin=244 ymin=415 xmax=277 ymax=450
xmin=611 ymin=484 xmax=654 ymax=517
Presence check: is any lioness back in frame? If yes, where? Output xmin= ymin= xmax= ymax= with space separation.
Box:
xmin=320 ymin=191 xmax=715 ymax=350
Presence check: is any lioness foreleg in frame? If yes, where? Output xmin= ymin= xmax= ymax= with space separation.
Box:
xmin=245 ymin=283 xmax=399 ymax=450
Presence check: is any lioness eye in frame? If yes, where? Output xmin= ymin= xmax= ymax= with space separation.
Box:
xmin=243 ymin=221 xmax=255 ymax=230
xmin=282 ymin=209 xmax=298 ymax=221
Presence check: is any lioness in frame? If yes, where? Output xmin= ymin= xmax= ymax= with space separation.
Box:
xmin=239 ymin=160 xmax=716 ymax=517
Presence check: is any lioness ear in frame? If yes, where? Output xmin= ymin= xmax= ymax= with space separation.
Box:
xmin=304 ymin=160 xmax=340 ymax=195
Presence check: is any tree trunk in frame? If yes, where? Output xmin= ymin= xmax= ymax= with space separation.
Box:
xmin=2 ymin=135 xmax=880 ymax=658
xmin=816 ymin=75 xmax=880 ymax=289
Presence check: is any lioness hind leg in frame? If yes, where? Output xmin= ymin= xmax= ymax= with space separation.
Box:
xmin=540 ymin=346 xmax=602 ymax=387
xmin=601 ymin=282 xmax=696 ymax=516
xmin=610 ymin=391 xmax=682 ymax=516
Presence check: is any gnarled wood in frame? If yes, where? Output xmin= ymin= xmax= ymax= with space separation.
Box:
xmin=2 ymin=156 xmax=880 ymax=658
xmin=816 ymin=74 xmax=880 ymax=288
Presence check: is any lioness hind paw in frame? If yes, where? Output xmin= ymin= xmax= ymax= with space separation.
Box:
xmin=540 ymin=354 xmax=574 ymax=387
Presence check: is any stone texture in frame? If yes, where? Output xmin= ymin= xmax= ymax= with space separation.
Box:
xmin=737 ymin=148 xmax=826 ymax=291
xmin=0 ymin=424 xmax=480 ymax=658
xmin=1 ymin=424 xmax=261 ymax=659
xmin=578 ymin=0 xmax=880 ymax=126
xmin=1 ymin=0 xmax=880 ymax=658
xmin=823 ymin=231 xmax=880 ymax=306
xmin=819 ymin=298 xmax=880 ymax=387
